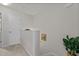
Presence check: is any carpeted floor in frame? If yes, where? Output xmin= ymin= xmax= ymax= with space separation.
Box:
xmin=0 ymin=44 xmax=29 ymax=56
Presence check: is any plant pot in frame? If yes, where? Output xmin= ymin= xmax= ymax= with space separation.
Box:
xmin=66 ymin=51 xmax=71 ymax=56
xmin=67 ymin=51 xmax=76 ymax=56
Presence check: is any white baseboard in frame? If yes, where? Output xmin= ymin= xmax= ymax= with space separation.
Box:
xmin=21 ymin=44 xmax=32 ymax=56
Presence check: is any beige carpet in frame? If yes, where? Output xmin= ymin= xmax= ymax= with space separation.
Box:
xmin=0 ymin=48 xmax=14 ymax=56
xmin=0 ymin=44 xmax=29 ymax=56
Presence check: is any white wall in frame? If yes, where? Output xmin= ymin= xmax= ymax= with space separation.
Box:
xmin=21 ymin=30 xmax=40 ymax=56
xmin=0 ymin=5 xmax=33 ymax=47
xmin=33 ymin=4 xmax=79 ymax=55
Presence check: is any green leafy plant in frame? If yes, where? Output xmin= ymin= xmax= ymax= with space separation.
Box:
xmin=63 ymin=35 xmax=79 ymax=56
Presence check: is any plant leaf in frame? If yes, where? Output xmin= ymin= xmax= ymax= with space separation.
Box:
xmin=66 ymin=35 xmax=70 ymax=40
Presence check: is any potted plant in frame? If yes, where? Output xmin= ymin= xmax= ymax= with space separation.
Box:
xmin=63 ymin=35 xmax=79 ymax=56
xmin=76 ymin=37 xmax=79 ymax=54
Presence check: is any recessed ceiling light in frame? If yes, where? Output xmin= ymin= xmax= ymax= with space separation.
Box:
xmin=1 ymin=3 xmax=9 ymax=5
xmin=65 ymin=3 xmax=73 ymax=8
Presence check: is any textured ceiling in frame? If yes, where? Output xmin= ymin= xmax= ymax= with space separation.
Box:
xmin=5 ymin=3 xmax=65 ymax=15
xmin=0 ymin=3 xmax=78 ymax=15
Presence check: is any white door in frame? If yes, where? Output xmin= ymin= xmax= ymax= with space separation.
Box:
xmin=1 ymin=13 xmax=9 ymax=47
xmin=0 ymin=13 xmax=2 ymax=47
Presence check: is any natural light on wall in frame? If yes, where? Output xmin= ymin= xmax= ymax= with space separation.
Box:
xmin=1 ymin=3 xmax=9 ymax=5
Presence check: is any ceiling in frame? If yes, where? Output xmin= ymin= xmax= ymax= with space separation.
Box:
xmin=4 ymin=3 xmax=65 ymax=15
xmin=0 ymin=3 xmax=78 ymax=15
